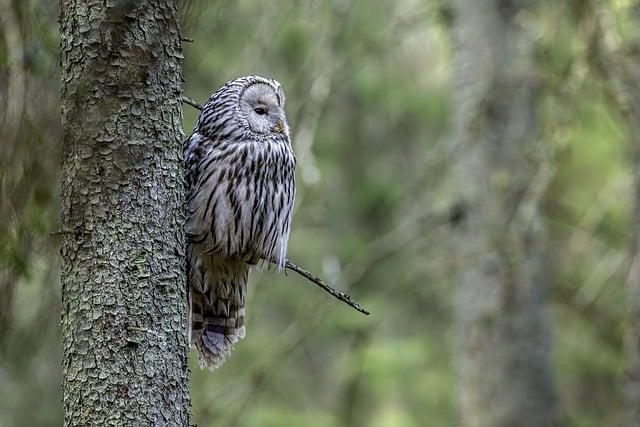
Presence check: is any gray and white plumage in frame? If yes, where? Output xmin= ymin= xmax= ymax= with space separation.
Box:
xmin=185 ymin=76 xmax=296 ymax=369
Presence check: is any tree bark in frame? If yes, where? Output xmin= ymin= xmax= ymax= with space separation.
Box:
xmin=59 ymin=0 xmax=189 ymax=425
xmin=448 ymin=1 xmax=556 ymax=426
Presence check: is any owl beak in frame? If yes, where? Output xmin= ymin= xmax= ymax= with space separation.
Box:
xmin=272 ymin=120 xmax=285 ymax=134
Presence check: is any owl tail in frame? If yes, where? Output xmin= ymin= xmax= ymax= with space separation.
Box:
xmin=190 ymin=260 xmax=249 ymax=370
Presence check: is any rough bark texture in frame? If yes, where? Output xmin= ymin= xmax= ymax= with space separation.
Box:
xmin=448 ymin=1 xmax=556 ymax=426
xmin=59 ymin=0 xmax=189 ymax=425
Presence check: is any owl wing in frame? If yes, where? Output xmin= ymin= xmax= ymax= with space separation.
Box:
xmin=185 ymin=130 xmax=250 ymax=369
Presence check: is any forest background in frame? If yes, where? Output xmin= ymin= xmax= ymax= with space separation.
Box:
xmin=1 ymin=1 xmax=638 ymax=426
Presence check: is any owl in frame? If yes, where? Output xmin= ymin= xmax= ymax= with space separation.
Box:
xmin=184 ymin=76 xmax=296 ymax=369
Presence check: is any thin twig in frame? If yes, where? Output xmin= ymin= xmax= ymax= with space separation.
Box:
xmin=49 ymin=227 xmax=85 ymax=237
xmin=181 ymin=37 xmax=194 ymax=43
xmin=182 ymin=96 xmax=202 ymax=110
xmin=282 ymin=259 xmax=370 ymax=315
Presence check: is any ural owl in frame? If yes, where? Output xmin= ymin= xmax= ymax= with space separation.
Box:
xmin=184 ymin=76 xmax=296 ymax=369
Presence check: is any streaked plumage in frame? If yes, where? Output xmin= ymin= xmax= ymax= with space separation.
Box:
xmin=185 ymin=76 xmax=296 ymax=369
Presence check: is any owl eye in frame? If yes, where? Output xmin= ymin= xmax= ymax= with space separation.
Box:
xmin=254 ymin=107 xmax=268 ymax=115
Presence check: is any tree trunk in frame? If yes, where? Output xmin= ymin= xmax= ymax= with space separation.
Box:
xmin=448 ymin=1 xmax=556 ymax=426
xmin=59 ymin=0 xmax=189 ymax=425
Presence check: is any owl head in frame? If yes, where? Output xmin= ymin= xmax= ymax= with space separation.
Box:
xmin=197 ymin=75 xmax=289 ymax=140
xmin=238 ymin=77 xmax=287 ymax=136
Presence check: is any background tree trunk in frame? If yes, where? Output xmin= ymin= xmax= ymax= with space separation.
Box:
xmin=606 ymin=4 xmax=640 ymax=423
xmin=448 ymin=1 xmax=556 ymax=425
xmin=59 ymin=0 xmax=189 ymax=425
xmin=625 ymin=103 xmax=640 ymax=426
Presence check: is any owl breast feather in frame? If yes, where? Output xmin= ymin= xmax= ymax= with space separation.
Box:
xmin=185 ymin=130 xmax=295 ymax=267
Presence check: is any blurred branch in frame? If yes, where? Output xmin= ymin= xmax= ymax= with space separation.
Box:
xmin=292 ymin=73 xmax=330 ymax=185
xmin=0 ymin=277 xmax=16 ymax=347
xmin=337 ymin=329 xmax=371 ymax=427
xmin=0 ymin=0 xmax=26 ymax=156
xmin=553 ymin=283 xmax=622 ymax=350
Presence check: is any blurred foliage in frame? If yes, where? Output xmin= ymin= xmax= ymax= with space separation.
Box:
xmin=1 ymin=0 xmax=639 ymax=426
xmin=0 ymin=0 xmax=61 ymax=426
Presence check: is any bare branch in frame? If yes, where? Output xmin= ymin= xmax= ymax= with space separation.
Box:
xmin=181 ymin=96 xmax=202 ymax=110
xmin=282 ymin=259 xmax=370 ymax=315
xmin=49 ymin=227 xmax=86 ymax=237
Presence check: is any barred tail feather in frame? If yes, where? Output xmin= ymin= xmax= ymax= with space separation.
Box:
xmin=189 ymin=259 xmax=249 ymax=370
xmin=191 ymin=295 xmax=246 ymax=369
